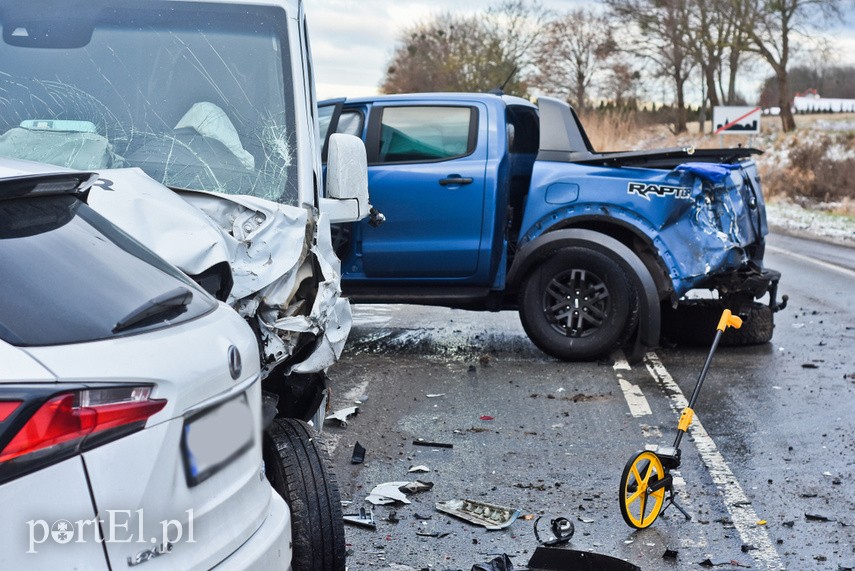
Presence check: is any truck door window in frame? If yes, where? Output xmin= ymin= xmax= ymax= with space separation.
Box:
xmin=376 ymin=106 xmax=476 ymax=164
xmin=337 ymin=111 xmax=364 ymax=137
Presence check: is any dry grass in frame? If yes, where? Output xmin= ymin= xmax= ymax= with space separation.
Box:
xmin=577 ymin=110 xmax=644 ymax=151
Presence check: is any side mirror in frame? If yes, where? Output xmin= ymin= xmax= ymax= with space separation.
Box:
xmin=321 ymin=133 xmax=370 ymax=223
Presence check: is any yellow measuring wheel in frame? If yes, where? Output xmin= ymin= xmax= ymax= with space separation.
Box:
xmin=619 ymin=309 xmax=743 ymax=529
xmin=619 ymin=450 xmax=667 ymax=529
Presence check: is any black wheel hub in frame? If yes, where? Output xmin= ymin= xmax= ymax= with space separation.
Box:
xmin=543 ymin=268 xmax=610 ymax=338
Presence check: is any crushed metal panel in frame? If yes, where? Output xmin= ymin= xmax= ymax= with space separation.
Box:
xmin=87 ymin=169 xmax=353 ymax=377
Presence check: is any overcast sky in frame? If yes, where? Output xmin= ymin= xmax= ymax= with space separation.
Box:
xmin=305 ymin=1 xmax=855 ymax=102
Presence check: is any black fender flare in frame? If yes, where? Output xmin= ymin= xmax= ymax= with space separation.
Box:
xmin=508 ymin=229 xmax=660 ymax=357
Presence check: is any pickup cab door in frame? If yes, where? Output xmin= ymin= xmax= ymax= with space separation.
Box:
xmin=354 ymin=101 xmax=489 ymax=278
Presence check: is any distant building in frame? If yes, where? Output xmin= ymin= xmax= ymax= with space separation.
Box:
xmin=793 ymin=89 xmax=855 ymax=113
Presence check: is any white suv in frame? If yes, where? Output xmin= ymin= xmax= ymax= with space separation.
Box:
xmin=0 ymin=159 xmax=294 ymax=569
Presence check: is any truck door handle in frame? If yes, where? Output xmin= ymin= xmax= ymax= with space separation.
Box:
xmin=439 ymin=176 xmax=473 ymax=186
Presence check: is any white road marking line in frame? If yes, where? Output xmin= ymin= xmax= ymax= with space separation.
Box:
xmin=617 ymin=376 xmax=653 ymax=417
xmin=644 ymin=352 xmax=784 ymax=570
xmin=613 ymin=354 xmax=652 ymax=417
xmin=767 ymin=244 xmax=855 ymax=278
xmin=613 ymin=355 xmax=632 ymax=371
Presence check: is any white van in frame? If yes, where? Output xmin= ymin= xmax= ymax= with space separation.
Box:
xmin=0 ymin=1 xmax=370 ymax=569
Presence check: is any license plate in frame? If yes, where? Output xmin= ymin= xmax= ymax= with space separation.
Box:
xmin=181 ymin=393 xmax=254 ymax=487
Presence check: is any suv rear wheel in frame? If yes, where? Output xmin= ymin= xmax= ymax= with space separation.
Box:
xmin=264 ymin=418 xmax=346 ymax=571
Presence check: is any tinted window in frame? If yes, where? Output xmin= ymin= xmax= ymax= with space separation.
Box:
xmin=507 ymin=105 xmax=540 ymax=154
xmin=0 ymin=195 xmax=216 ymax=346
xmin=0 ymin=2 xmax=298 ymax=204
xmin=378 ymin=106 xmax=474 ymax=163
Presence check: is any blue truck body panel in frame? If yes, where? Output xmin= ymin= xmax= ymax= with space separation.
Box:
xmin=520 ymin=158 xmax=766 ymax=297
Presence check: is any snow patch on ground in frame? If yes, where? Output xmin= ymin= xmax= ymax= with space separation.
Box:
xmin=766 ymin=200 xmax=855 ymax=246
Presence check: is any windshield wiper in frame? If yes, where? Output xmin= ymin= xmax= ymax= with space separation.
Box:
xmin=113 ymin=287 xmax=193 ymax=333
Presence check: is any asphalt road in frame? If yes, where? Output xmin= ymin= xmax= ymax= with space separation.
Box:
xmin=325 ymin=232 xmax=855 ymax=571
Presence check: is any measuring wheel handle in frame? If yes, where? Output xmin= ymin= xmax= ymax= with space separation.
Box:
xmin=619 ymin=310 xmax=742 ymax=529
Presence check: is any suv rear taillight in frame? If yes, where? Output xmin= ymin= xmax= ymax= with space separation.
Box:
xmin=0 ymin=386 xmax=165 ymax=481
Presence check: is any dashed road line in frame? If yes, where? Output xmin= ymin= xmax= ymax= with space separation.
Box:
xmin=644 ymin=352 xmax=784 ymax=570
xmin=613 ymin=354 xmax=652 ymax=418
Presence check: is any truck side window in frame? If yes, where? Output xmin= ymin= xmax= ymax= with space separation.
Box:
xmin=377 ymin=106 xmax=475 ymax=164
xmin=337 ymin=111 xmax=364 ymax=137
xmin=506 ymin=106 xmax=539 ymax=155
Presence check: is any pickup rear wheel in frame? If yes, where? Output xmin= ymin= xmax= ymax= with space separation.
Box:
xmin=519 ymin=247 xmax=633 ymax=361
xmin=264 ymin=418 xmax=346 ymax=571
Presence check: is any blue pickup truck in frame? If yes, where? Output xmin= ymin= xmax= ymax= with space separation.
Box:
xmin=319 ymin=93 xmax=786 ymax=362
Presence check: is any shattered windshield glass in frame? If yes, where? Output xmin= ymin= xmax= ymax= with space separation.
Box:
xmin=0 ymin=1 xmax=298 ymax=204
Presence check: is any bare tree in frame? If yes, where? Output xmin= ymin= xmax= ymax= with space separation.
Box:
xmin=485 ymin=0 xmax=552 ymax=73
xmin=380 ymin=0 xmax=549 ymax=96
xmin=606 ymin=0 xmax=695 ymax=133
xmin=380 ymin=13 xmax=513 ymax=94
xmin=739 ymin=0 xmax=843 ymax=131
xmin=603 ymin=61 xmax=642 ymax=107
xmin=530 ymin=9 xmax=614 ymax=111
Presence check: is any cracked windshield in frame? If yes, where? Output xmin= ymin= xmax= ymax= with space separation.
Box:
xmin=0 ymin=3 xmax=297 ymax=204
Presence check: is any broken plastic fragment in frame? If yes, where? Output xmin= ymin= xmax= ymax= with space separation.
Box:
xmin=471 ymin=554 xmax=514 ymax=571
xmin=366 ymin=480 xmax=433 ymax=505
xmin=533 ymin=516 xmax=574 ymax=546
xmin=413 ymin=439 xmax=453 ymax=449
xmin=399 ymin=480 xmax=433 ymax=494
xmin=343 ymin=507 xmax=376 ymax=529
xmin=366 ymin=482 xmax=411 ymax=505
xmin=426 ymin=393 xmax=445 ymax=398
xmin=435 ymin=499 xmax=521 ymax=530
xmin=326 ymin=406 xmax=359 ymax=427
xmin=416 ymin=530 xmax=450 ymax=538
xmin=408 ymin=465 xmax=430 ymax=473
xmin=351 ymin=441 xmax=366 ymax=464
xmin=527 ymin=547 xmax=641 ymax=571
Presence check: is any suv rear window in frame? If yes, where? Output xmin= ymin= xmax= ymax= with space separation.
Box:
xmin=0 ymin=195 xmax=216 ymax=346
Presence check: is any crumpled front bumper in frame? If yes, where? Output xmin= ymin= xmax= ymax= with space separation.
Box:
xmin=88 ymin=168 xmax=352 ymax=378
